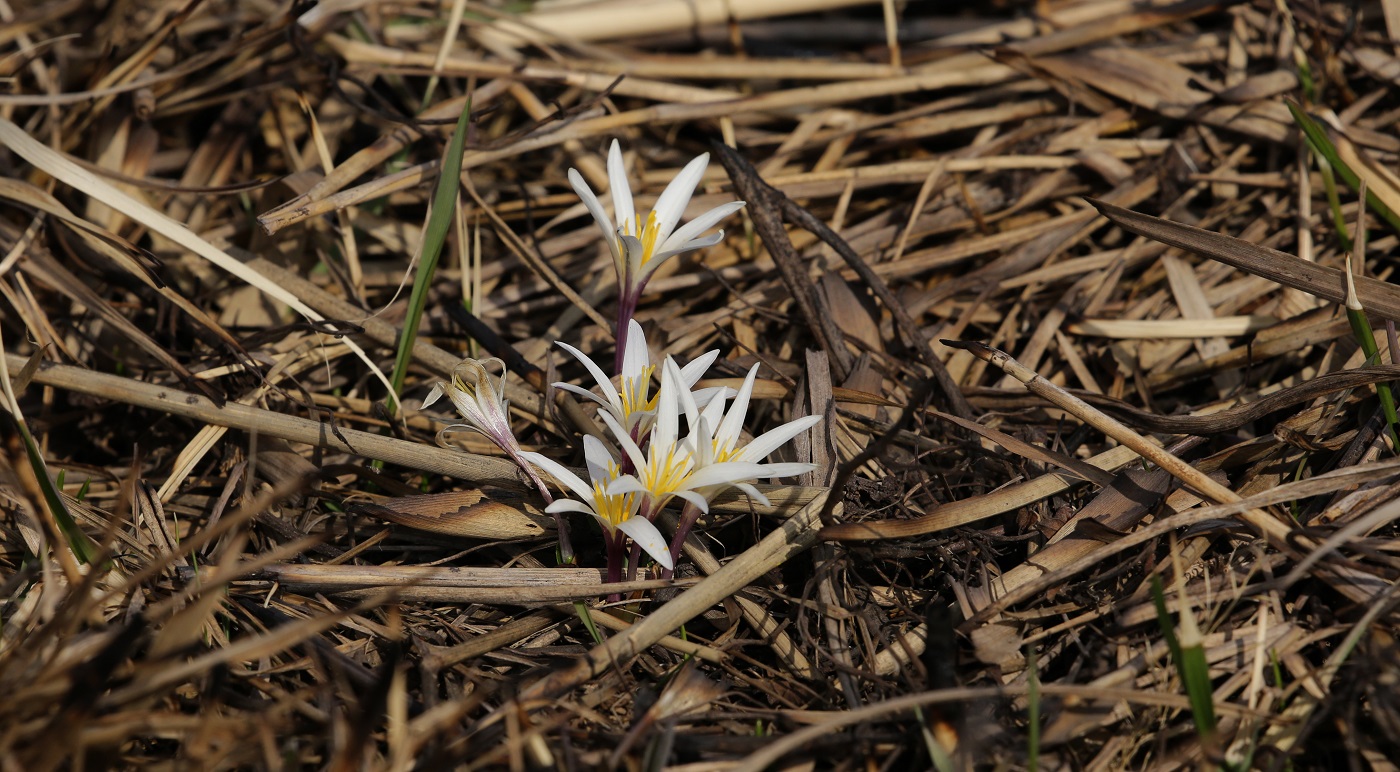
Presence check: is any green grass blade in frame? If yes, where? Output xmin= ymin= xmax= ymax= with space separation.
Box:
xmin=576 ymin=602 xmax=604 ymax=645
xmin=1345 ymin=305 xmax=1400 ymax=450
xmin=1150 ymin=576 xmax=1182 ymax=660
xmin=1150 ymin=577 xmax=1217 ymax=748
xmin=387 ymin=96 xmax=473 ymax=411
xmin=1315 ymin=157 xmax=1352 ymax=253
xmin=0 ymin=347 xmax=96 ymax=564
xmin=11 ymin=414 xmax=96 ymax=564
xmin=1178 ymin=639 xmax=1218 ymax=744
xmin=1286 ymin=101 xmax=1400 ymax=236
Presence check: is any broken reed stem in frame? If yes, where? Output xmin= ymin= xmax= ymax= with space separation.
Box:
xmin=518 ymin=491 xmax=832 ymax=701
xmin=7 ymin=354 xmax=821 ymax=517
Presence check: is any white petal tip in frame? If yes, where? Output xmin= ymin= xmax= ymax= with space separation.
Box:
xmin=617 ymin=517 xmax=674 ymax=571
xmin=421 ymin=385 xmax=444 ymax=409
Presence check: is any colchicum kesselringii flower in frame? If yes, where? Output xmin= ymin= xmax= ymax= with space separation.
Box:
xmin=544 ymin=352 xmax=815 ymax=581
xmin=423 ymin=357 xmax=574 ymax=562
xmin=553 ymin=318 xmax=724 ymax=439
xmin=664 ymin=362 xmax=823 ymax=567
xmin=504 ymin=136 xmax=818 ymax=585
xmin=521 ymin=436 xmax=673 ymax=578
xmin=569 ymin=139 xmax=746 ymax=369
xmin=410 ymin=138 xmax=806 ymax=586
xmin=603 ymin=358 xmax=806 ymax=519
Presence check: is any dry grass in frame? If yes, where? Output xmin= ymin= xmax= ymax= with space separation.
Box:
xmin=4 ymin=0 xmax=1400 ymax=768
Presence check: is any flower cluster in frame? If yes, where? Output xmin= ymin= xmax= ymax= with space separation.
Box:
xmin=523 ymin=322 xmax=818 ymax=576
xmin=425 ymin=139 xmax=818 ymax=581
xmin=531 ymin=141 xmax=817 ymax=578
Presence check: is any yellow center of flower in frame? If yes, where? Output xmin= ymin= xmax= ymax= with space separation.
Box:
xmin=618 ymin=364 xmax=657 ymax=420
xmin=640 ymin=445 xmax=694 ymax=502
xmin=592 ymin=461 xmax=635 ymax=529
xmin=711 ymin=443 xmax=738 ymax=464
xmin=618 ymin=210 xmax=662 ymax=267
xmin=450 ymin=373 xmax=480 ymax=399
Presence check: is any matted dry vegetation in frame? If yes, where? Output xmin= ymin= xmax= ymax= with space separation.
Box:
xmin=4 ymin=0 xmax=1400 ymax=768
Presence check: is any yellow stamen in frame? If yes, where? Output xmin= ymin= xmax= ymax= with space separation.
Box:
xmin=618 ymin=364 xmax=657 ymax=419
xmin=592 ymin=459 xmax=635 ymax=529
xmin=642 ymin=448 xmax=694 ymax=500
xmin=640 ymin=210 xmax=660 ymax=264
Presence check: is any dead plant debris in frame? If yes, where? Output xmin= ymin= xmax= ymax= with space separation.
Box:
xmin=3 ymin=0 xmax=1400 ymax=768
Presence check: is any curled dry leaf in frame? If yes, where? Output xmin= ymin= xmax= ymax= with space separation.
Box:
xmin=347 ymin=489 xmax=553 ymax=539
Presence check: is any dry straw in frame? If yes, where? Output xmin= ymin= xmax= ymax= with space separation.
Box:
xmin=4 ymin=0 xmax=1400 ymax=768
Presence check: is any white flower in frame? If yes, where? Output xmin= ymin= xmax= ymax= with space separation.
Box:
xmin=603 ymin=358 xmax=798 ymax=515
xmin=553 ymin=318 xmax=724 ymax=436
xmin=424 ymin=356 xmax=576 ymax=561
xmin=568 ymin=139 xmax=746 ymax=298
xmin=521 ymin=436 xmax=673 ymax=570
xmin=687 ymin=363 xmax=821 ymax=505
xmin=423 ymin=357 xmax=522 ymax=458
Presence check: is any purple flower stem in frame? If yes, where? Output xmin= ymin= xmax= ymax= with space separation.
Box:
xmin=606 ymin=531 xmax=625 ymax=603
xmin=614 ymin=288 xmax=639 ymax=373
xmin=626 ymin=540 xmax=642 ymax=583
xmin=662 ymin=501 xmax=703 ymax=580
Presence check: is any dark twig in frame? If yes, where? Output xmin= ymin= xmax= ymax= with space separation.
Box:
xmin=776 ymin=190 xmax=975 ymax=419
xmin=712 ymin=142 xmax=854 ymax=383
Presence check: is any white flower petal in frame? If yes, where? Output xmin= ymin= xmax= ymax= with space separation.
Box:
xmin=471 ymin=392 xmax=513 ymax=439
xmin=421 ymin=383 xmax=445 ymax=410
xmin=618 ymin=233 xmax=647 ymax=283
xmin=599 ymin=411 xmax=648 ymax=473
xmin=555 ymin=340 xmax=624 ymax=417
xmin=754 ymin=462 xmax=816 ymax=479
xmin=738 ymin=414 xmax=823 ymax=462
xmin=520 ymin=450 xmax=595 ymax=503
xmin=716 ymin=364 xmax=759 ymax=452
xmin=690 ymin=415 xmax=714 ymax=467
xmin=735 ymin=482 xmax=771 ymax=507
xmin=686 ymin=461 xmax=772 ymax=490
xmin=617 ymin=516 xmax=674 ymax=570
xmin=649 ymin=231 xmax=726 ymax=266
xmin=582 ymin=435 xmax=616 ymax=485
xmin=697 ymin=390 xmax=727 ymax=432
xmin=567 ymin=168 xmax=619 ymax=266
xmin=651 ymin=152 xmax=709 ymax=245
xmin=653 ymin=357 xmax=681 ymax=452
xmin=621 ymin=319 xmax=650 ymax=383
xmin=690 ymin=386 xmax=734 ymax=409
xmin=480 ymin=357 xmax=509 ymax=403
xmin=669 ymin=359 xmax=700 ymax=431
xmin=434 ymin=424 xmax=481 ymax=444
xmin=606 ymin=475 xmax=648 ymax=497
xmin=607 ymin=139 xmax=635 ymax=236
xmin=660 ymin=200 xmax=745 ymax=254
xmin=545 ymin=499 xmax=594 ymax=517
xmin=554 ymin=381 xmax=612 ymax=409
xmin=672 ymin=489 xmax=710 ymax=514
xmin=677 ymin=349 xmax=719 ymax=388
